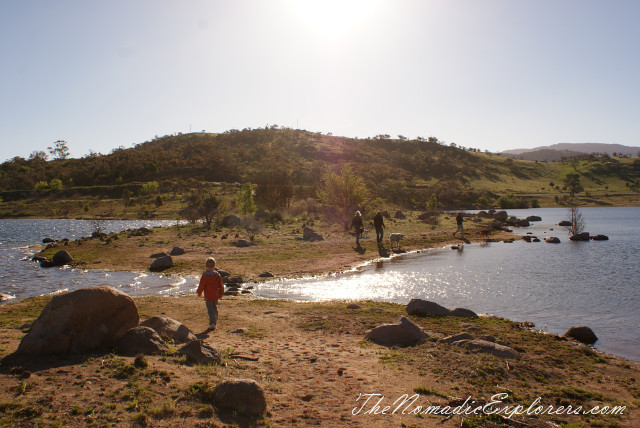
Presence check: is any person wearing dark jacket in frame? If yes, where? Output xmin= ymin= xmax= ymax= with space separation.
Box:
xmin=453 ymin=212 xmax=465 ymax=239
xmin=350 ymin=211 xmax=364 ymax=246
xmin=373 ymin=211 xmax=385 ymax=245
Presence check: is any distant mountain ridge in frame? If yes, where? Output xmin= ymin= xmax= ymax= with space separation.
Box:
xmin=501 ymin=143 xmax=640 ymax=161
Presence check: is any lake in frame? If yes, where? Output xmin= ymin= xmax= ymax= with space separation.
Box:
xmin=1 ymin=208 xmax=639 ymax=362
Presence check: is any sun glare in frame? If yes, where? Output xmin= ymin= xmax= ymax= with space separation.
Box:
xmin=289 ymin=0 xmax=381 ymax=42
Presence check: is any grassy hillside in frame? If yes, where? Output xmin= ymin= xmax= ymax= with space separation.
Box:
xmin=1 ymin=127 xmax=639 ymax=218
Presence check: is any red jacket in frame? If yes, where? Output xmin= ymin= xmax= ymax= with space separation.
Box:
xmin=197 ymin=270 xmax=225 ymax=301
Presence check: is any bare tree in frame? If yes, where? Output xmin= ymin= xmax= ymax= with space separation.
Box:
xmin=567 ymin=205 xmax=585 ymax=236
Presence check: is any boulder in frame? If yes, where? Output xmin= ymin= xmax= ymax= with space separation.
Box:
xmin=477 ymin=211 xmax=492 ymax=218
xmin=563 ymin=326 xmax=598 ymax=345
xmin=133 ymin=227 xmax=153 ymax=236
xmin=590 ymin=234 xmax=609 ymax=241
xmin=492 ymin=211 xmax=508 ymax=221
xmin=449 ymin=308 xmax=478 ymax=318
xmin=15 ymin=286 xmax=138 ymax=355
xmin=506 ymin=217 xmax=530 ymax=227
xmin=569 ymin=232 xmax=590 ymax=241
xmin=116 ymin=326 xmax=168 ymax=355
xmin=169 ymin=246 xmax=185 ymax=256
xmin=347 ymin=304 xmax=362 ymax=310
xmin=140 ymin=315 xmax=197 ymax=343
xmin=545 ymin=237 xmax=561 ymax=244
xmin=224 ymin=275 xmax=243 ymax=284
xmin=365 ymin=316 xmax=428 ymax=347
xmin=406 ymin=299 xmax=450 ymax=317
xmin=236 ymin=239 xmax=252 ymax=248
xmin=258 ymin=272 xmax=274 ymax=278
xmin=216 ymin=269 xmax=231 ymax=277
xmin=178 ymin=340 xmax=221 ymax=365
xmin=452 ymin=339 xmax=520 ymax=359
xmin=417 ymin=212 xmax=436 ymax=221
xmin=558 ymin=220 xmax=572 ymax=226
xmin=149 ymin=255 xmax=174 ymax=272
xmin=214 ymin=378 xmax=267 ymax=415
xmin=394 ymin=210 xmax=406 ymax=219
xmin=221 ymin=215 xmax=243 ymax=227
xmin=526 ymin=216 xmax=542 ymax=222
xmin=440 ymin=332 xmax=474 ymax=344
xmin=302 ymin=226 xmax=324 ymax=241
xmin=150 ymin=252 xmax=169 ymax=259
xmin=52 ymin=250 xmax=73 ymax=266
xmin=42 ymin=238 xmax=56 ymax=244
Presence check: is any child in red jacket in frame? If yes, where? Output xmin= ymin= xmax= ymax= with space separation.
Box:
xmin=197 ymin=257 xmax=225 ymax=330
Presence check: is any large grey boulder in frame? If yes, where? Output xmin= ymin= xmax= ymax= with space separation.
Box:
xmin=140 ymin=315 xmax=197 ymax=343
xmin=365 ymin=316 xmax=428 ymax=347
xmin=16 ymin=286 xmax=138 ymax=355
xmin=214 ymin=378 xmax=267 ymax=415
xmin=116 ymin=326 xmax=168 ymax=355
xmin=406 ymin=299 xmax=450 ymax=316
xmin=563 ymin=326 xmax=598 ymax=345
xmin=178 ymin=340 xmax=221 ymax=365
xmin=149 ymin=255 xmax=174 ymax=272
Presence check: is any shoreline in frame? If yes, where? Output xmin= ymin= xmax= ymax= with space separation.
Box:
xmin=1 ymin=294 xmax=638 ymax=427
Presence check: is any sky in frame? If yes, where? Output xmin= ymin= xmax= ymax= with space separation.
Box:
xmin=1 ymin=0 xmax=639 ymax=162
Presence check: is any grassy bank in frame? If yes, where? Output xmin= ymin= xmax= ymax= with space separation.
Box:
xmin=0 ymin=295 xmax=638 ymax=427
xmin=34 ymin=211 xmax=514 ymax=278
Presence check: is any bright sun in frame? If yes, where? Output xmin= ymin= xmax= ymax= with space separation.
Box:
xmin=288 ymin=0 xmax=381 ymax=42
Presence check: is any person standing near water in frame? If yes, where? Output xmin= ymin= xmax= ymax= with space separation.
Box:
xmin=453 ymin=212 xmax=465 ymax=239
xmin=373 ymin=211 xmax=385 ymax=245
xmin=197 ymin=257 xmax=225 ymax=330
xmin=350 ymin=211 xmax=364 ymax=247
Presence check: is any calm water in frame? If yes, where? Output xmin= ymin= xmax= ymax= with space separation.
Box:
xmin=0 ymin=219 xmax=198 ymax=299
xmin=254 ymin=207 xmax=640 ymax=362
xmin=1 ymin=209 xmax=639 ymax=362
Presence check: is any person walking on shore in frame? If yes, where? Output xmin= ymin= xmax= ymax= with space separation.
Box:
xmin=373 ymin=211 xmax=385 ymax=246
xmin=350 ymin=211 xmax=364 ymax=247
xmin=453 ymin=212 xmax=465 ymax=239
xmin=197 ymin=257 xmax=225 ymax=330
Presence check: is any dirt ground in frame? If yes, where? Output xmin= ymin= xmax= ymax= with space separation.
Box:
xmin=1 ymin=295 xmax=638 ymax=427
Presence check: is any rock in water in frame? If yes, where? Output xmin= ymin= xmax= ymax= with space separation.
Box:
xmin=563 ymin=326 xmax=598 ymax=345
xmin=16 ymin=286 xmax=138 ymax=355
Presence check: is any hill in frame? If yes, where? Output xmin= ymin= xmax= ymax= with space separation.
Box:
xmin=501 ymin=143 xmax=640 ymax=161
xmin=1 ymin=128 xmax=639 ymax=217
